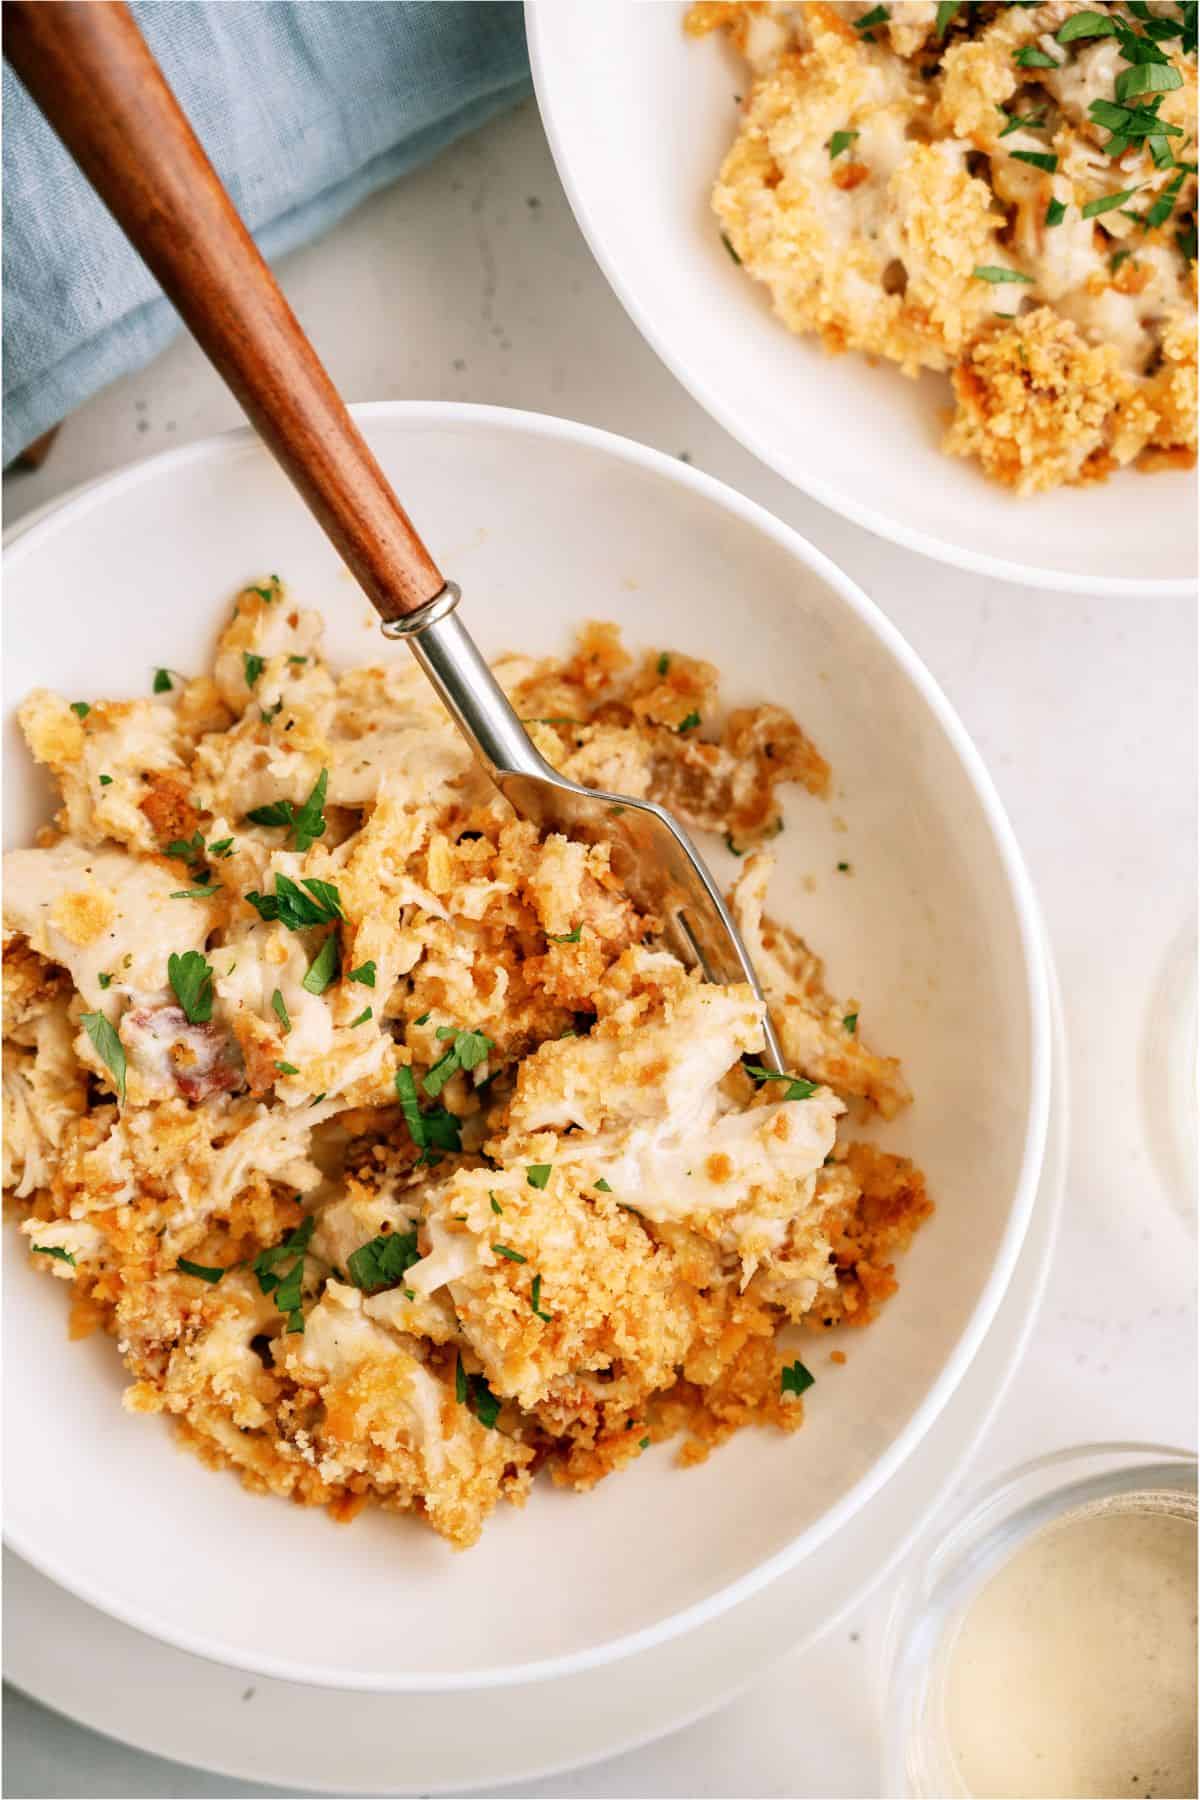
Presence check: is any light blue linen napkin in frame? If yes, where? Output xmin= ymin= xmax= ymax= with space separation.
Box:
xmin=2 ymin=0 xmax=530 ymax=460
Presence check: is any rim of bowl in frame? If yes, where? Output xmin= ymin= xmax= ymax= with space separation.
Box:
xmin=2 ymin=400 xmax=1053 ymax=1691
xmin=526 ymin=9 xmax=1196 ymax=602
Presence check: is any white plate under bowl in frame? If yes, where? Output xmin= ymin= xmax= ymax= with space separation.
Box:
xmin=2 ymin=402 xmax=1050 ymax=1692
xmin=1 ymin=960 xmax=1067 ymax=1797
xmin=527 ymin=1 xmax=1196 ymax=598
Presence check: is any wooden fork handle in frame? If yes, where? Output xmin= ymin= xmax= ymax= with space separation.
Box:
xmin=3 ymin=0 xmax=446 ymax=622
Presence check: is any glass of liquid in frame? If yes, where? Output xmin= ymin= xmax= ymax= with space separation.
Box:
xmin=882 ymin=1443 xmax=1198 ymax=1800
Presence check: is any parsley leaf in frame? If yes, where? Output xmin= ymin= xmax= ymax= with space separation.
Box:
xmin=252 ymin=1214 xmax=314 ymax=1332
xmin=177 ymin=1258 xmax=226 ymax=1284
xmin=246 ymin=769 xmax=328 ymax=854
xmin=168 ymin=950 xmax=214 ymax=1024
xmin=275 ymin=1060 xmax=299 ymax=1077
xmin=245 ymin=799 xmax=293 ymax=829
xmin=98 ymin=774 xmax=113 ymax=786
xmin=97 ymin=972 xmax=113 ymax=990
xmin=395 ymin=1065 xmax=461 ymax=1163
xmin=677 ymin=710 xmax=701 ymax=733
xmin=1081 ymin=187 xmax=1139 ymax=218
xmin=1011 ymin=149 xmax=1058 ymax=173
xmin=347 ymin=961 xmax=376 ymax=987
xmin=999 ymin=109 xmax=1048 ymax=137
xmin=460 ymin=1364 xmax=500 ymax=1429
xmin=1045 ymin=197 xmax=1068 ymax=226
xmin=81 ymin=1010 xmax=126 ymax=1101
xmin=32 ymin=1244 xmax=75 ymax=1267
xmin=1013 ymin=45 xmax=1058 ymax=67
xmin=422 ymin=1025 xmax=495 ymax=1098
xmin=781 ymin=1359 xmax=815 ymax=1397
xmin=70 ymin=701 xmax=90 ymax=719
xmin=829 ymin=129 xmax=860 ymax=159
xmin=245 ymin=874 xmax=343 ymax=930
xmin=171 ymin=887 xmax=217 ymax=900
xmin=242 ymin=651 xmax=264 ymax=689
xmin=972 ymin=265 xmax=1035 ymax=283
xmin=853 ymin=5 xmax=889 ymax=30
xmin=1116 ymin=61 xmax=1183 ymax=102
xmin=657 ymin=652 xmax=671 ymax=675
xmin=843 ymin=1012 xmax=859 ymax=1034
xmin=547 ymin=924 xmax=582 ymax=944
xmin=490 ymin=1192 xmax=504 ymax=1214
xmin=745 ymin=1062 xmax=819 ymax=1101
xmin=492 ymin=1243 xmax=527 ymax=1263
xmin=526 ymin=1164 xmax=552 ymax=1190
xmin=1057 ymin=10 xmax=1117 ymax=41
xmin=301 ymin=932 xmax=340 ymax=995
xmin=349 ymin=1006 xmax=372 ymax=1027
xmin=346 ymin=1230 xmax=420 ymax=1295
xmin=594 ymin=1178 xmax=613 ymax=1193
xmin=530 ymin=1272 xmax=553 ymax=1321
xmin=153 ymin=668 xmax=173 ymax=693
xmin=271 ymin=988 xmax=291 ymax=1034
xmin=935 ymin=1 xmax=962 ymax=35
xmin=720 ymin=232 xmax=742 ymax=264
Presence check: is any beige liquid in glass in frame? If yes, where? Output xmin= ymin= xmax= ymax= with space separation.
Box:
xmin=945 ymin=1501 xmax=1198 ymax=1800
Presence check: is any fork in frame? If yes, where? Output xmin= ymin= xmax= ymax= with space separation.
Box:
xmin=4 ymin=0 xmax=785 ymax=1072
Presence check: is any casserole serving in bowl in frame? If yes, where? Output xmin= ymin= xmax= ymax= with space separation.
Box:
xmin=2 ymin=403 xmax=1050 ymax=1688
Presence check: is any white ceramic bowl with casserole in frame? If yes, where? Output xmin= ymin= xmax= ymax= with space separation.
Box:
xmin=528 ymin=1 xmax=1197 ymax=597
xmin=2 ymin=403 xmax=1051 ymax=1690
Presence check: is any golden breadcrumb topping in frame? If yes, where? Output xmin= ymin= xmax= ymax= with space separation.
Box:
xmin=689 ymin=0 xmax=1197 ymax=493
xmin=4 ymin=579 xmax=929 ymax=1547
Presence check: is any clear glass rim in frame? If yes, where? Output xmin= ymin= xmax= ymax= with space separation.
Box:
xmin=880 ymin=1441 xmax=1198 ymax=1799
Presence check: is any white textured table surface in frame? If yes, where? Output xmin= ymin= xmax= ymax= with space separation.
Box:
xmin=3 ymin=99 xmax=1195 ymax=1800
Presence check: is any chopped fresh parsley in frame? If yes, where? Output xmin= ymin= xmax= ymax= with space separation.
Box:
xmin=347 ymin=961 xmax=376 ymax=988
xmin=720 ymin=232 xmax=741 ymax=265
xmin=829 ymin=129 xmax=860 ymax=160
xmin=455 ymin=1353 xmax=468 ymax=1404
xmin=168 ymin=949 xmax=214 ymax=1024
xmin=153 ymin=668 xmax=173 ymax=693
xmin=395 ymin=1065 xmax=461 ymax=1163
xmin=657 ymin=652 xmax=671 ymax=675
xmin=242 ymin=651 xmax=265 ymax=688
xmin=781 ymin=1359 xmax=815 ymax=1398
xmin=176 ymin=1258 xmax=225 ymax=1284
xmin=526 ymin=1164 xmax=552 ymax=1190
xmin=271 ymin=988 xmax=291 ymax=1034
xmin=677 ymin=710 xmax=701 ymax=733
xmin=999 ymin=109 xmax=1048 ymax=138
xmin=853 ymin=5 xmax=889 ymax=31
xmin=1081 ymin=187 xmax=1139 ymax=218
xmin=837 ymin=860 xmax=851 ymax=872
xmin=1057 ymin=10 xmax=1117 ymax=41
xmin=413 ymin=1011 xmax=430 ymax=1025
xmin=97 ymin=972 xmax=113 ymax=990
xmin=32 ymin=1244 xmax=75 ymax=1267
xmin=275 ymin=1060 xmax=299 ymax=1077
xmin=346 ymin=1229 xmax=419 ymax=1295
xmin=207 ymin=837 xmax=235 ymax=858
xmin=422 ymin=1025 xmax=495 ymax=1098
xmin=492 ymin=1243 xmax=526 ymax=1264
xmin=594 ymin=1178 xmax=613 ymax=1193
xmin=1115 ymin=61 xmax=1183 ymax=103
xmin=1013 ymin=45 xmax=1058 ymax=68
xmin=1178 ymin=224 xmax=1198 ymax=260
xmin=349 ymin=1006 xmax=373 ymax=1027
xmin=745 ymin=1062 xmax=819 ymax=1101
xmin=252 ymin=1213 xmax=314 ymax=1331
xmin=935 ymin=1 xmax=962 ymax=35
xmin=1045 ymin=197 xmax=1068 ymax=226
xmin=301 ymin=932 xmax=340 ymax=995
xmin=1011 ymin=149 xmax=1058 ymax=173
xmin=245 ymin=873 xmax=343 ymax=930
xmin=639 ymin=1436 xmax=651 ymax=1450
xmin=1144 ymin=166 xmax=1188 ymax=228
xmin=246 ymin=768 xmax=328 ymax=854
xmin=972 ymin=265 xmax=1035 ymax=283
xmin=843 ymin=1012 xmax=859 ymax=1034
xmin=1110 ymin=247 xmax=1134 ymax=272
xmin=530 ymin=1273 xmax=553 ymax=1321
xmin=547 ymin=924 xmax=582 ymax=944
xmin=70 ymin=701 xmax=90 ymax=719
xmin=170 ymin=886 xmax=216 ymax=900
xmin=98 ymin=774 xmax=113 ymax=786
xmin=81 ymin=1010 xmax=126 ymax=1101
xmin=725 ymin=834 xmax=746 ymax=856
xmin=490 ymin=1191 xmax=504 ymax=1215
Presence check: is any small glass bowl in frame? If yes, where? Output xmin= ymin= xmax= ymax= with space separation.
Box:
xmin=880 ymin=1442 xmax=1198 ymax=1799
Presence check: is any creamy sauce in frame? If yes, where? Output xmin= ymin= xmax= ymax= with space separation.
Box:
xmin=946 ymin=1501 xmax=1198 ymax=1800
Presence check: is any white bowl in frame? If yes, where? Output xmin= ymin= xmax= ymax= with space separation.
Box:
xmin=2 ymin=404 xmax=1051 ymax=1690
xmin=527 ymin=2 xmax=1197 ymax=598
